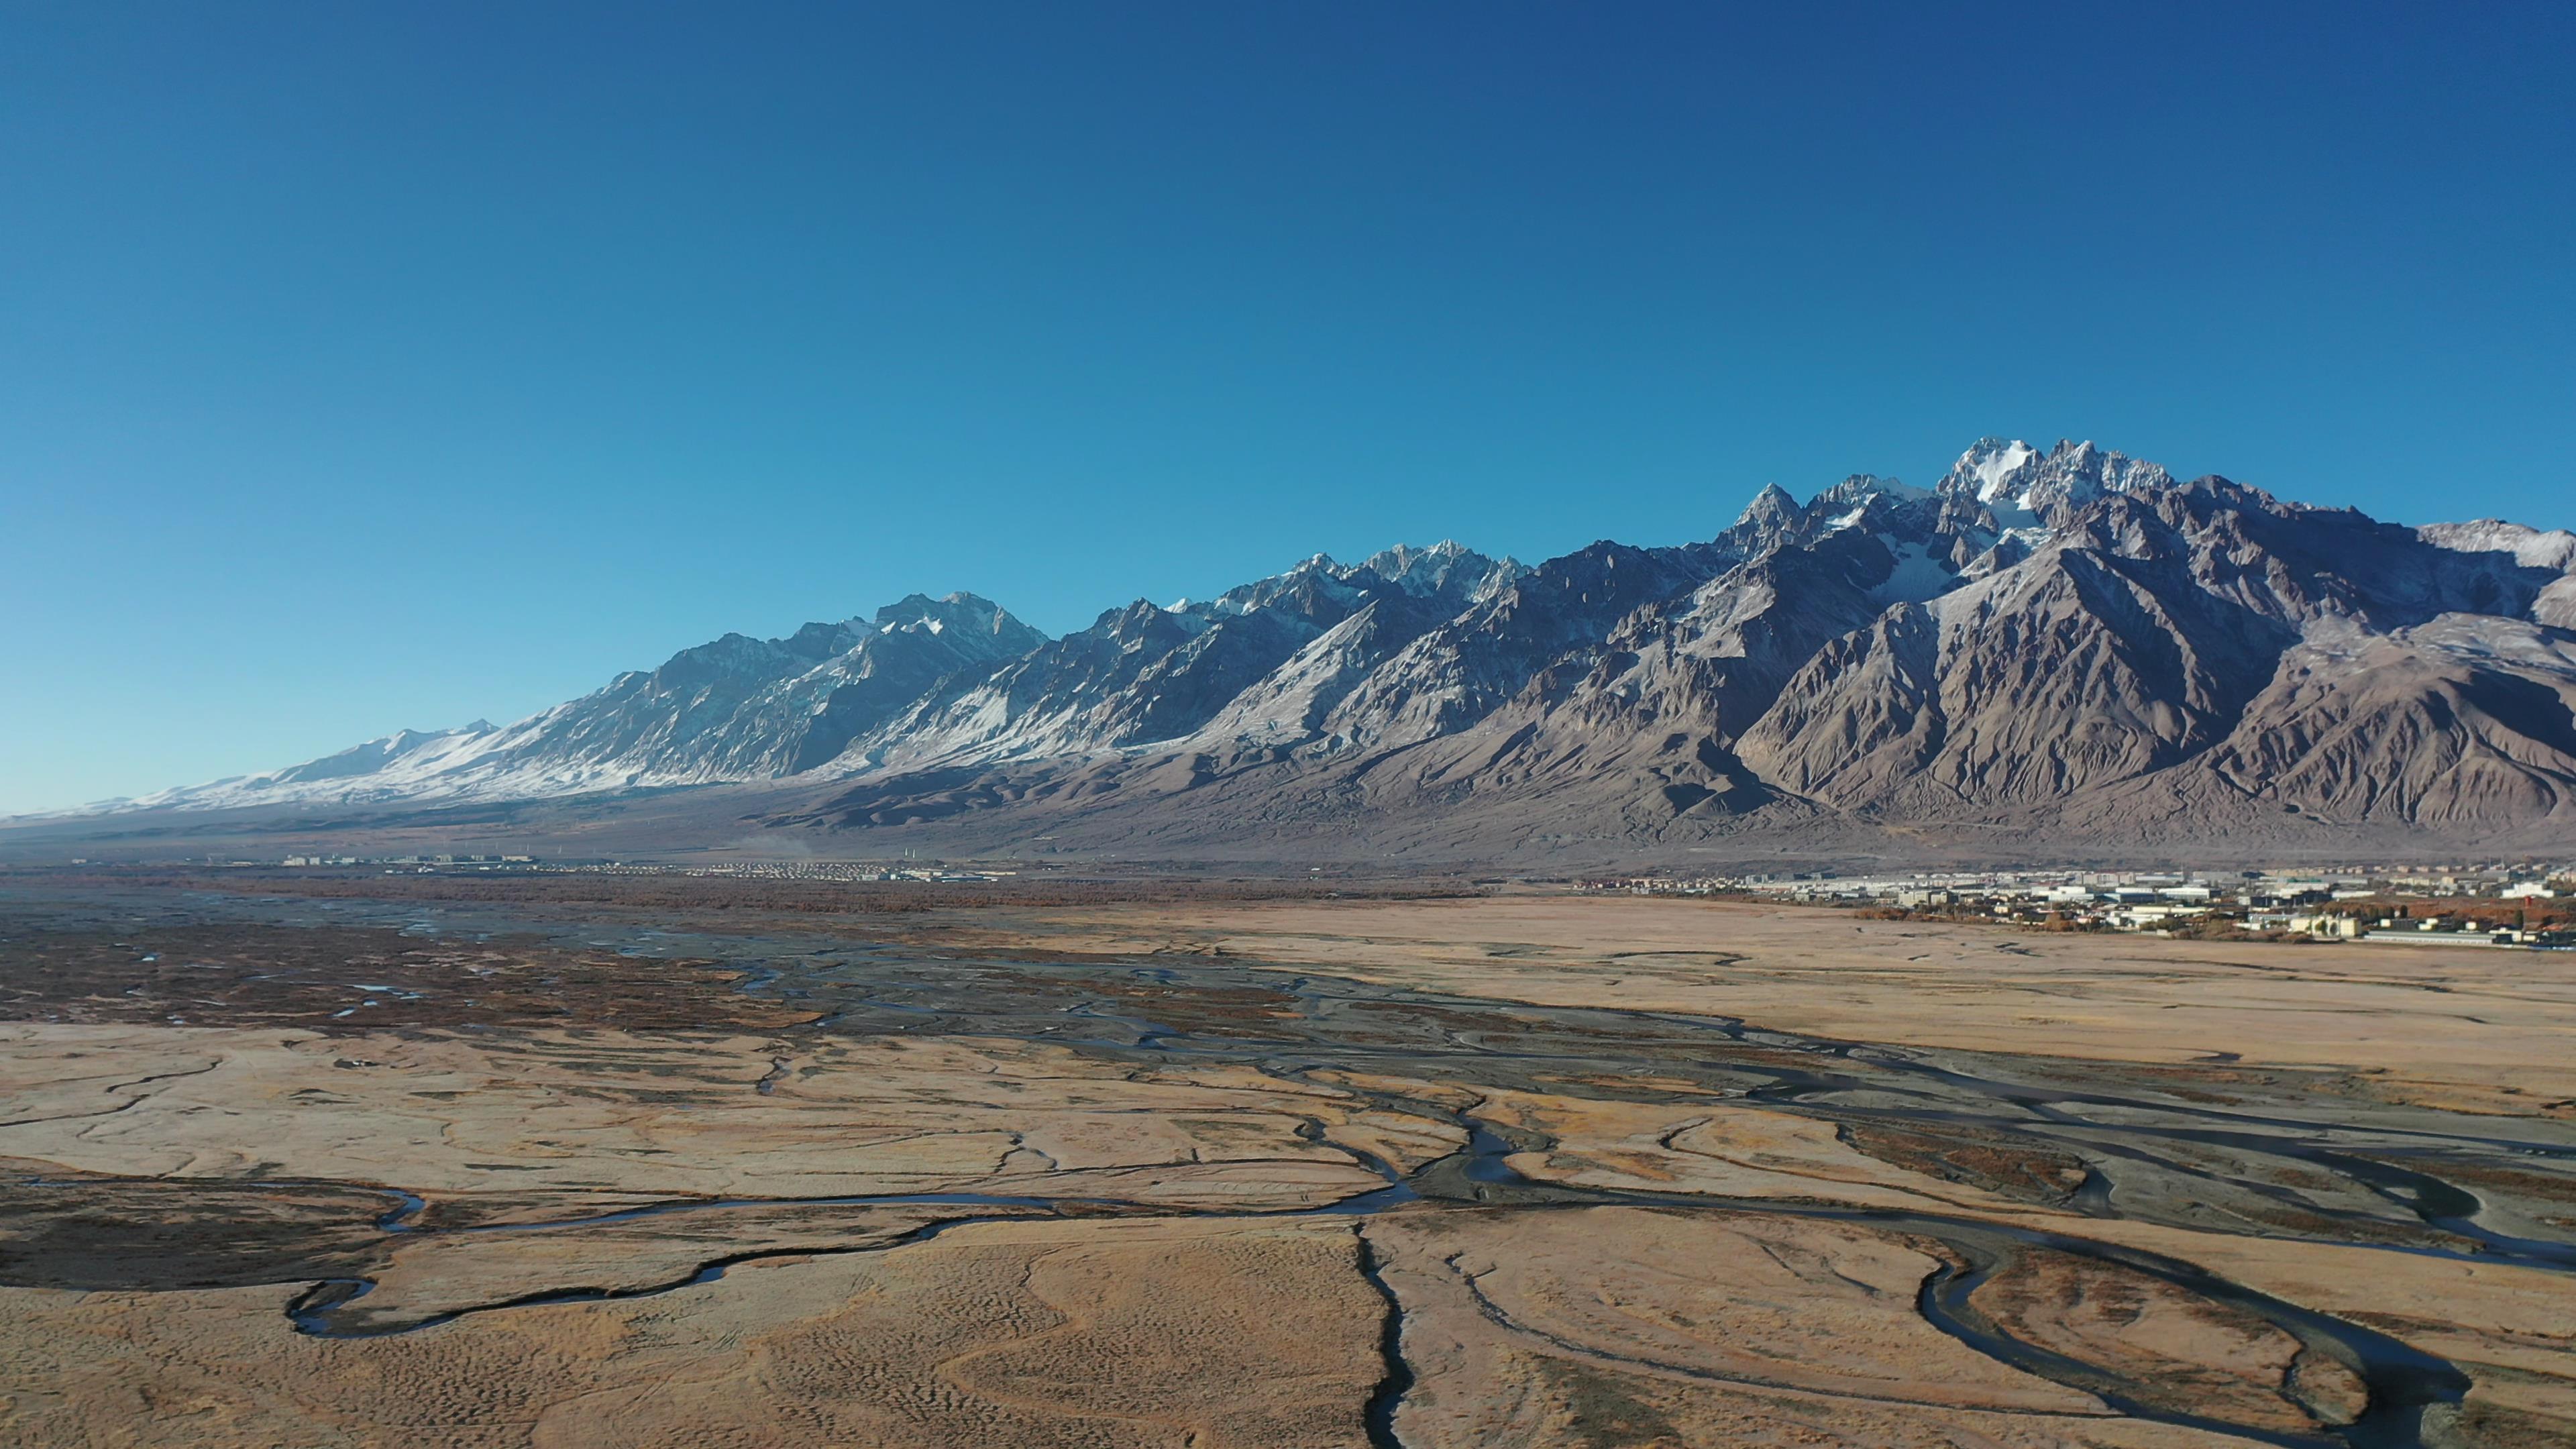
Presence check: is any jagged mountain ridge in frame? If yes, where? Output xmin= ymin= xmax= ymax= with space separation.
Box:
xmin=97 ymin=439 xmax=2576 ymax=851
xmin=124 ymin=592 xmax=1052 ymax=810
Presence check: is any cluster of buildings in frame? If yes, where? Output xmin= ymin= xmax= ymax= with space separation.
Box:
xmin=274 ymin=853 xmax=534 ymax=868
xmin=673 ymin=861 xmax=1016 ymax=884
xmin=1583 ymin=864 xmax=2576 ymax=948
xmin=136 ymin=854 xmax=1015 ymax=883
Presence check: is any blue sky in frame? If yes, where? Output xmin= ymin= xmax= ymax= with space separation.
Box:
xmin=3 ymin=3 xmax=2572 ymax=813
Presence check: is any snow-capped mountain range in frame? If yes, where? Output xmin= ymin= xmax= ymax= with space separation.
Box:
xmin=79 ymin=439 xmax=2576 ymax=852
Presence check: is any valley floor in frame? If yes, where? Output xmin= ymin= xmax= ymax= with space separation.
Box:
xmin=1 ymin=883 xmax=2570 ymax=1448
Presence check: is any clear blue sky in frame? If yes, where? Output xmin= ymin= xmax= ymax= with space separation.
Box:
xmin=4 ymin=3 xmax=2571 ymax=813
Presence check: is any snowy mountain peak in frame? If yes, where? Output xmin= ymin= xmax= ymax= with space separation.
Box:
xmin=1811 ymin=473 xmax=1933 ymax=508
xmin=867 ymin=592 xmax=1049 ymax=654
xmin=1712 ymin=474 xmax=1952 ymax=570
xmin=1354 ymin=539 xmax=1512 ymax=598
xmin=1944 ymin=438 xmax=2043 ymax=504
xmin=1934 ymin=437 xmax=2173 ymax=531
xmin=92 ymin=433 xmax=2576 ymax=847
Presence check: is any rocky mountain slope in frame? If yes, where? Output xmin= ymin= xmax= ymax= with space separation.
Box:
xmin=80 ymin=439 xmax=2576 ymax=856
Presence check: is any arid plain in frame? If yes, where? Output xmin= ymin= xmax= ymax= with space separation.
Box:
xmin=1 ymin=875 xmax=2571 ymax=1448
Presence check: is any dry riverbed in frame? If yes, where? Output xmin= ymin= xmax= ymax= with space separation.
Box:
xmin=0 ymin=884 xmax=2569 ymax=1447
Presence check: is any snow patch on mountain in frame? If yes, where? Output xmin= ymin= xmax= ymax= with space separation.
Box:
xmin=1962 ymin=440 xmax=2040 ymax=502
xmin=69 ymin=438 xmax=2576 ymax=849
xmin=2419 ymin=520 xmax=2576 ymax=573
xmin=1868 ymin=539 xmax=1958 ymax=605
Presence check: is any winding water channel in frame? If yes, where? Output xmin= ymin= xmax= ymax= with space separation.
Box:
xmin=12 ymin=886 xmax=2576 ymax=1448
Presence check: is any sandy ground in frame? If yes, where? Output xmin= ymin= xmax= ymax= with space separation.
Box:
xmin=0 ymin=1214 xmax=1386 ymax=1448
xmin=0 ymin=888 xmax=2570 ymax=1448
xmin=978 ymin=896 xmax=2576 ymax=1114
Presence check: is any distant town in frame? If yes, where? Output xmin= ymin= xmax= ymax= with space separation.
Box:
xmin=46 ymin=854 xmax=1026 ymax=885
xmin=23 ymin=852 xmax=2576 ymax=947
xmin=1584 ymin=863 xmax=2576 ymax=948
